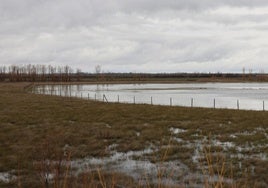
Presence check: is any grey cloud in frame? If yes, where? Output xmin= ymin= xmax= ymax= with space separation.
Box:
xmin=1 ymin=0 xmax=268 ymax=72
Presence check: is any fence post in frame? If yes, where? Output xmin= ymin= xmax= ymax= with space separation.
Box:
xmin=103 ymin=94 xmax=108 ymax=102
xmin=214 ymin=98 xmax=216 ymax=109
xmin=170 ymin=98 xmax=172 ymax=106
xmin=151 ymin=96 xmax=153 ymax=105
xmin=81 ymin=93 xmax=82 ymax=99
xmin=134 ymin=96 xmax=136 ymax=104
xmin=237 ymin=100 xmax=239 ymax=110
xmin=118 ymin=95 xmax=119 ymax=103
xmin=263 ymin=101 xmax=265 ymax=111
xmin=88 ymin=93 xmax=89 ymax=100
xmin=191 ymin=98 xmax=193 ymax=107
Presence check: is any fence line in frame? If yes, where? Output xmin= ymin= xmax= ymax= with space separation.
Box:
xmin=98 ymin=94 xmax=266 ymax=111
xmin=36 ymin=90 xmax=267 ymax=111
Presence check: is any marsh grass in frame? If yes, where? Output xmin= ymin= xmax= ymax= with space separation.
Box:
xmin=0 ymin=83 xmax=267 ymax=187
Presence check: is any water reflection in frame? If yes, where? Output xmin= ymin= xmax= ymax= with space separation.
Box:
xmin=34 ymin=83 xmax=268 ymax=111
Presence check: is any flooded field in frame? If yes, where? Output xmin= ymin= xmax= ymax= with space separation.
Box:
xmin=1 ymin=83 xmax=268 ymax=187
xmin=35 ymin=83 xmax=268 ymax=111
xmin=31 ymin=83 xmax=268 ymax=186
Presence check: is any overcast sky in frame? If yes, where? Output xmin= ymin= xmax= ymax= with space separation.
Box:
xmin=1 ymin=0 xmax=268 ymax=73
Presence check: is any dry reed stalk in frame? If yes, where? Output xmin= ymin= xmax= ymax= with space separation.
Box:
xmin=97 ymin=168 xmax=107 ymax=188
xmin=62 ymin=151 xmax=72 ymax=188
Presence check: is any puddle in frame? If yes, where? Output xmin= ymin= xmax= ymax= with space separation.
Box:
xmin=212 ymin=140 xmax=235 ymax=150
xmin=169 ymin=127 xmax=187 ymax=134
xmin=70 ymin=145 xmax=194 ymax=184
xmin=71 ymin=147 xmax=155 ymax=176
xmin=0 ymin=172 xmax=16 ymax=183
xmin=69 ymin=142 xmax=237 ymax=186
xmin=192 ymin=148 xmax=201 ymax=163
xmin=230 ymin=134 xmax=237 ymax=138
xmin=235 ymin=127 xmax=268 ymax=137
xmin=173 ymin=137 xmax=183 ymax=143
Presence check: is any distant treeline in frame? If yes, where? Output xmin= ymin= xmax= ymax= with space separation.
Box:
xmin=94 ymin=72 xmax=268 ymax=82
xmin=0 ymin=64 xmax=267 ymax=82
xmin=0 ymin=65 xmax=79 ymax=82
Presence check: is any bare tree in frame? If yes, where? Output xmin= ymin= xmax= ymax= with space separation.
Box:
xmin=95 ymin=65 xmax=102 ymax=80
xmin=76 ymin=68 xmax=82 ymax=81
xmin=95 ymin=65 xmax=101 ymax=74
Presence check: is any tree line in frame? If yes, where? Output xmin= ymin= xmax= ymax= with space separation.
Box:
xmin=0 ymin=64 xmax=82 ymax=82
xmin=0 ymin=64 xmax=267 ymax=82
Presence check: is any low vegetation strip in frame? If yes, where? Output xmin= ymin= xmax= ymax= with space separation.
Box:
xmin=0 ymin=82 xmax=267 ymax=187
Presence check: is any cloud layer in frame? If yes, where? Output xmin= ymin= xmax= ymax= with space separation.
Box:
xmin=1 ymin=0 xmax=268 ymax=73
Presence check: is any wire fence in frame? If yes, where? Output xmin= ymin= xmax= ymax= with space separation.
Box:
xmin=33 ymin=88 xmax=267 ymax=111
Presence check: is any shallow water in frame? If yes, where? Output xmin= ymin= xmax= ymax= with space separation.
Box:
xmin=0 ymin=172 xmax=16 ymax=183
xmin=34 ymin=83 xmax=268 ymax=111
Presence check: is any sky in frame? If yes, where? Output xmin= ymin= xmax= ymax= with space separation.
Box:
xmin=1 ymin=0 xmax=268 ymax=73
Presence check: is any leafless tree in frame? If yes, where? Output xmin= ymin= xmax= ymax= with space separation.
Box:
xmin=95 ymin=65 xmax=101 ymax=74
